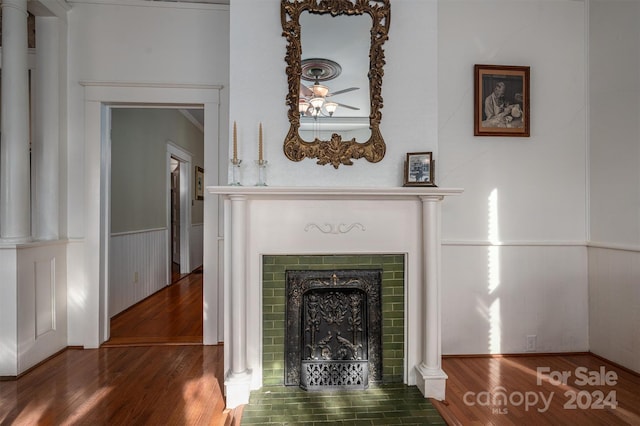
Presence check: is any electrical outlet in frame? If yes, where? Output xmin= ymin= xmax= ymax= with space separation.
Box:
xmin=526 ymin=335 xmax=537 ymax=352
xmin=134 ymin=272 xmax=139 ymax=283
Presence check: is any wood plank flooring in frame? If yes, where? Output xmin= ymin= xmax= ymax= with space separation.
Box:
xmin=2 ymin=266 xmax=639 ymax=425
xmin=0 ymin=345 xmax=229 ymax=425
xmin=433 ymin=354 xmax=640 ymax=425
xmin=104 ymin=269 xmax=203 ymax=346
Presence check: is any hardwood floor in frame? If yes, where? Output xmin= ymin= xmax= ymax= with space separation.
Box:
xmin=0 ymin=345 xmax=230 ymax=425
xmin=104 ymin=269 xmax=203 ymax=346
xmin=433 ymin=354 xmax=640 ymax=425
xmin=172 ymin=261 xmax=190 ymax=284
xmin=2 ymin=267 xmax=639 ymax=425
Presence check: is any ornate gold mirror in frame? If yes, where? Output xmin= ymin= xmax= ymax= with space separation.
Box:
xmin=281 ymin=0 xmax=391 ymax=168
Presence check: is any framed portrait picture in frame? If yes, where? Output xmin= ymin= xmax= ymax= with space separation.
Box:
xmin=195 ymin=166 xmax=204 ymax=200
xmin=474 ymin=64 xmax=530 ymax=137
xmin=403 ymin=152 xmax=436 ymax=187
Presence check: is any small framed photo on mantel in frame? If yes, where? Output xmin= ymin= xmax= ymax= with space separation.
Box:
xmin=403 ymin=152 xmax=436 ymax=187
xmin=474 ymin=64 xmax=530 ymax=137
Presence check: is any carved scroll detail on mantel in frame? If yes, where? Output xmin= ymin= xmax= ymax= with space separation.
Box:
xmin=304 ymin=223 xmax=366 ymax=235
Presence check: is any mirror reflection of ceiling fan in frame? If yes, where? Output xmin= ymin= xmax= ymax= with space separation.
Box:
xmin=299 ymin=58 xmax=360 ymax=118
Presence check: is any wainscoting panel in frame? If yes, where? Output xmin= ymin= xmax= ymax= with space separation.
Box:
xmin=35 ymin=258 xmax=56 ymax=337
xmin=109 ymin=229 xmax=168 ymax=317
xmin=441 ymin=243 xmax=589 ymax=355
xmin=190 ymin=223 xmax=203 ymax=271
xmin=16 ymin=242 xmax=68 ymax=375
xmin=588 ymin=245 xmax=640 ymax=374
xmin=0 ymin=249 xmax=18 ymax=376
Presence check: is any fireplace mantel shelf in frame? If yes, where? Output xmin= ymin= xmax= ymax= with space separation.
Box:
xmin=207 ymin=186 xmax=463 ymax=198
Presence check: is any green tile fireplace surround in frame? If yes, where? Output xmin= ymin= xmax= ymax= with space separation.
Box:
xmin=262 ymin=254 xmax=405 ymax=386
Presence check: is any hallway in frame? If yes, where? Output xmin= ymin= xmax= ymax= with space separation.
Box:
xmin=104 ymin=269 xmax=203 ymax=347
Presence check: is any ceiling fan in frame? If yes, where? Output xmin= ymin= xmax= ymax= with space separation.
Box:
xmin=299 ymin=59 xmax=360 ymax=118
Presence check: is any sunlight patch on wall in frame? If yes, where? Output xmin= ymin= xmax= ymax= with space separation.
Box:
xmin=488 ymin=298 xmax=502 ymax=354
xmin=67 ymin=287 xmax=86 ymax=312
xmin=488 ymin=188 xmax=500 ymax=294
xmin=488 ymin=188 xmax=501 ymax=353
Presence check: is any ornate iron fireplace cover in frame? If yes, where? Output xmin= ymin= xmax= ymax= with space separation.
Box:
xmin=285 ymin=269 xmax=382 ymax=390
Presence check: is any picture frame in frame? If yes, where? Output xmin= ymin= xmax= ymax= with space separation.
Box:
xmin=474 ymin=64 xmax=530 ymax=137
xmin=403 ymin=152 xmax=436 ymax=187
xmin=195 ymin=166 xmax=204 ymax=200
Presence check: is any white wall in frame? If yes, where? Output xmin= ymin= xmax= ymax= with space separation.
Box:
xmin=66 ymin=0 xmax=229 ymax=346
xmin=67 ymin=0 xmax=229 ymax=240
xmin=442 ymin=244 xmax=588 ymax=354
xmin=589 ymin=1 xmax=640 ymax=245
xmin=228 ymin=0 xmax=589 ymax=355
xmin=54 ymin=0 xmax=638 ymax=365
xmin=438 ymin=0 xmax=589 ymax=354
xmin=588 ymin=1 xmax=640 ymax=373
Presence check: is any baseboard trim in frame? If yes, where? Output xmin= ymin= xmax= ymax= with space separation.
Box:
xmin=590 ymin=352 xmax=640 ymax=378
xmin=588 ymin=241 xmax=640 ymax=252
xmin=443 ymin=352 xmax=590 ymax=359
xmin=442 ymin=351 xmax=640 ymax=377
xmin=0 ymin=346 xmax=75 ymax=381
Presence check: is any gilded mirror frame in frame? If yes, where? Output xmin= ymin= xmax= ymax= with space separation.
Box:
xmin=281 ymin=0 xmax=391 ymax=168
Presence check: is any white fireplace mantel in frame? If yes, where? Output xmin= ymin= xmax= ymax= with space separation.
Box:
xmin=207 ymin=186 xmax=463 ymax=408
xmin=207 ymin=185 xmax=463 ymax=198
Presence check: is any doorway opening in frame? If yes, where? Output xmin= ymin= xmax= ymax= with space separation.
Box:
xmin=80 ymin=81 xmax=223 ymax=347
xmin=166 ymin=141 xmax=194 ymax=281
xmin=170 ymin=156 xmax=183 ymax=282
xmin=105 ymin=108 xmax=204 ymax=346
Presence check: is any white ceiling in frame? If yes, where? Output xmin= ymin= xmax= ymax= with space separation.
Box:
xmin=180 ymin=109 xmax=205 ymax=131
xmin=300 ymin=11 xmax=371 ymax=120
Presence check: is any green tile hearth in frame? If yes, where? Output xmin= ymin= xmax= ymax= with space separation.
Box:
xmin=240 ymin=384 xmax=445 ymax=425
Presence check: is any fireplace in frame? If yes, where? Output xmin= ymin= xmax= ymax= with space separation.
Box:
xmin=262 ymin=254 xmax=405 ymax=389
xmin=285 ymin=269 xmax=383 ymax=390
xmin=207 ymin=186 xmax=462 ymax=408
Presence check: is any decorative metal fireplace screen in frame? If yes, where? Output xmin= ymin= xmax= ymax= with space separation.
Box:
xmin=285 ymin=269 xmax=382 ymax=390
